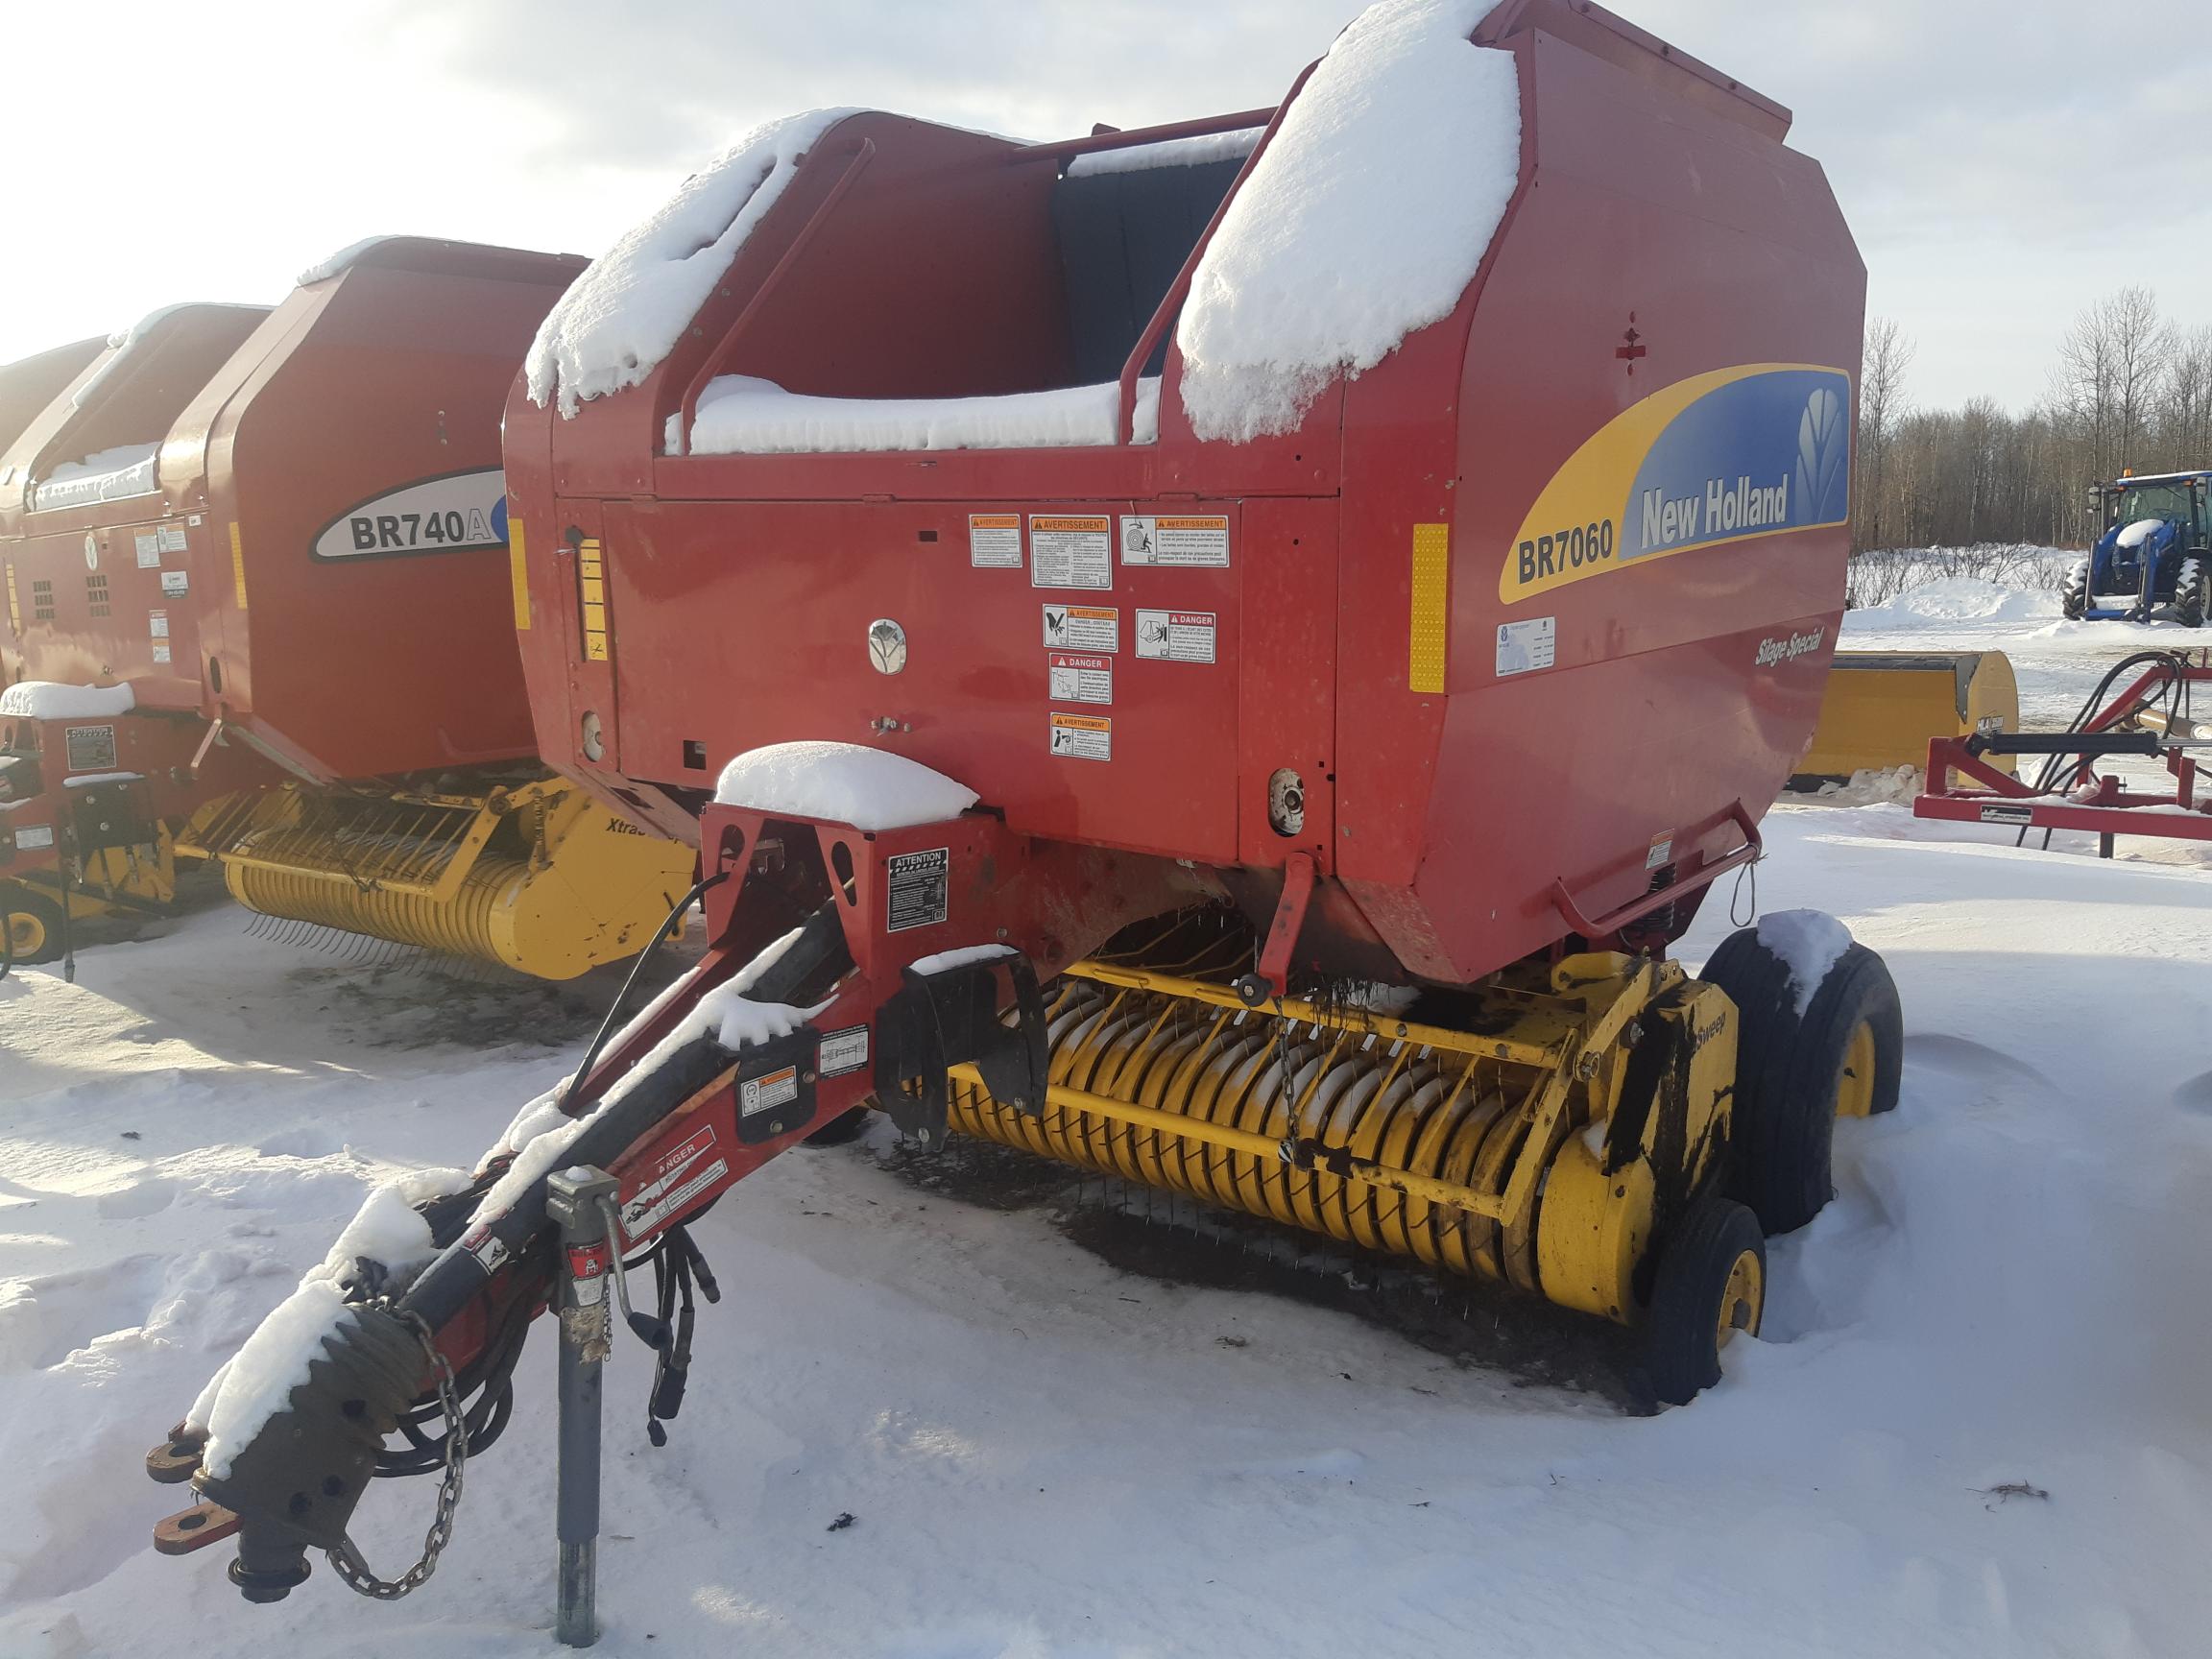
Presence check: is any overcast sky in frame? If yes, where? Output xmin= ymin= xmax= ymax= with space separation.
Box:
xmin=1 ymin=0 xmax=2203 ymax=414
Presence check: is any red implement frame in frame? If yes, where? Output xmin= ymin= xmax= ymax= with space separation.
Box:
xmin=1915 ymin=661 xmax=2212 ymax=852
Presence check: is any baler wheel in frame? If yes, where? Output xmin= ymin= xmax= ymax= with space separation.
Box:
xmin=3 ymin=887 xmax=63 ymax=966
xmin=1645 ymin=1195 xmax=1765 ymax=1406
xmin=1699 ymin=929 xmax=1902 ymax=1236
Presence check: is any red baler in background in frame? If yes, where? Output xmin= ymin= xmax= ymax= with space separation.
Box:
xmin=0 ymin=240 xmax=691 ymax=974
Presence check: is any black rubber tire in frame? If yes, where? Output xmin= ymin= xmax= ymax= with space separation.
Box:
xmin=1698 ymin=926 xmax=1902 ymax=1236
xmin=1 ymin=886 xmax=64 ymax=967
xmin=2178 ymin=558 xmax=2208 ymax=628
xmin=1646 ymin=1194 xmax=1766 ymax=1406
xmin=2061 ymin=559 xmax=2089 ymax=620
xmin=802 ymin=1106 xmax=873 ymax=1148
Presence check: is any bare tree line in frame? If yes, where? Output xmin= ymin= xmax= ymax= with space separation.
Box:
xmin=1852 ymin=288 xmax=2212 ymax=554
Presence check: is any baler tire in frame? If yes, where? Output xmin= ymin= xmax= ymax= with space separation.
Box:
xmin=1698 ymin=928 xmax=1902 ymax=1236
xmin=802 ymin=1107 xmax=873 ymax=1148
xmin=2061 ymin=560 xmax=2089 ymax=621
xmin=1645 ymin=1194 xmax=1766 ymax=1407
xmin=2 ymin=887 xmax=64 ymax=966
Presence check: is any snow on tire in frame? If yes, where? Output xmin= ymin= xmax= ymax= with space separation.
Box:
xmin=1698 ymin=923 xmax=1902 ymax=1236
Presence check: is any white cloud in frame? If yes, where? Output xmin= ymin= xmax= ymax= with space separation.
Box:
xmin=0 ymin=0 xmax=2205 ymax=414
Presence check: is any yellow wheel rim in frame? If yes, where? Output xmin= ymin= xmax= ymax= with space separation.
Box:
xmin=1717 ymin=1247 xmax=1764 ymax=1348
xmin=5 ymin=907 xmax=46 ymax=959
xmin=1835 ymin=1020 xmax=1877 ymax=1118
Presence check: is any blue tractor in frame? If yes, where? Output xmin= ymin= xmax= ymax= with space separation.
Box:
xmin=2063 ymin=469 xmax=2212 ymax=624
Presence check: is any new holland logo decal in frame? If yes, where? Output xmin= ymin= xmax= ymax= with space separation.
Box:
xmin=1500 ymin=364 xmax=1852 ymax=603
xmin=311 ymin=468 xmax=511 ymax=562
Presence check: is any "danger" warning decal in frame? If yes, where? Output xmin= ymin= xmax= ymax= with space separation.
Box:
xmin=1047 ymin=652 xmax=1113 ymax=705
xmin=1135 ymin=609 xmax=1216 ymax=663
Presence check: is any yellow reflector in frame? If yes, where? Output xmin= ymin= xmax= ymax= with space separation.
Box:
xmin=1408 ymin=522 xmax=1450 ymax=695
xmin=229 ymin=522 xmax=249 ymax=611
xmin=509 ymin=520 xmax=531 ymax=632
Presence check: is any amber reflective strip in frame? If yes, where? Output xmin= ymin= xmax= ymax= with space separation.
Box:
xmin=1408 ymin=522 xmax=1449 ymax=694
xmin=229 ymin=523 xmax=250 ymax=610
xmin=577 ymin=538 xmax=609 ymax=661
xmin=509 ymin=520 xmax=531 ymax=631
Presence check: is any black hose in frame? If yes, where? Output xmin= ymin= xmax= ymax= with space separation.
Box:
xmin=2019 ymin=649 xmax=2193 ymax=847
xmin=556 ymin=868 xmax=728 ymax=1118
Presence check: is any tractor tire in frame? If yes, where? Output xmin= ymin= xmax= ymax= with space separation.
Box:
xmin=2 ymin=886 xmax=64 ymax=967
xmin=1645 ymin=1194 xmax=1766 ymax=1406
xmin=1697 ymin=925 xmax=1902 ymax=1236
xmin=802 ymin=1106 xmax=873 ymax=1147
xmin=2061 ymin=559 xmax=2089 ymax=620
xmin=2178 ymin=558 xmax=2208 ymax=628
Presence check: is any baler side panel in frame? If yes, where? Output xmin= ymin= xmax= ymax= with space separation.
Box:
xmin=208 ymin=263 xmax=555 ymax=781
xmin=1406 ymin=30 xmax=1863 ymax=976
xmin=602 ymin=498 xmax=1243 ymax=864
xmin=1237 ymin=496 xmax=1337 ymax=875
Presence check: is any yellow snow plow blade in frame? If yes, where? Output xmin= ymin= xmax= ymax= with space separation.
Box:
xmin=180 ymin=779 xmax=694 ymax=978
xmin=1797 ymin=651 xmax=2018 ymax=783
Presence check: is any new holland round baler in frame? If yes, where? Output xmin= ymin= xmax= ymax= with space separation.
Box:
xmin=147 ymin=0 xmax=1905 ymax=1611
xmin=0 ymin=240 xmax=692 ymax=974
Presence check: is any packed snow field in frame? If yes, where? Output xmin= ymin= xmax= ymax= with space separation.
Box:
xmin=8 ymin=565 xmax=2212 ymax=1657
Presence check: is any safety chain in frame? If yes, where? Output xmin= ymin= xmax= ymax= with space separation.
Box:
xmin=325 ymin=1310 xmax=468 ymax=1600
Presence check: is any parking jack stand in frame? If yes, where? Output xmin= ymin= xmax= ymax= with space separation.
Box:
xmin=546 ymin=1166 xmax=619 ymax=1647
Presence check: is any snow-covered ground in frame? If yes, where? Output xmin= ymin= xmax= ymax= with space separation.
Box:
xmin=9 ymin=571 xmax=2212 ymax=1656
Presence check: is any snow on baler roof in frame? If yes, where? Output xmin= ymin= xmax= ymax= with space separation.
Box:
xmin=526 ymin=0 xmax=1524 ymax=450
xmin=2 ymin=302 xmax=269 ymax=517
xmin=1062 ymin=128 xmax=1262 ymax=178
xmin=525 ymin=108 xmax=863 ymax=419
xmin=1171 ymin=0 xmax=1519 ymax=442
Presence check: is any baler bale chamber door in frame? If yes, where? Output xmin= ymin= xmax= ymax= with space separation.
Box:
xmin=180 ymin=777 xmax=694 ymax=978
